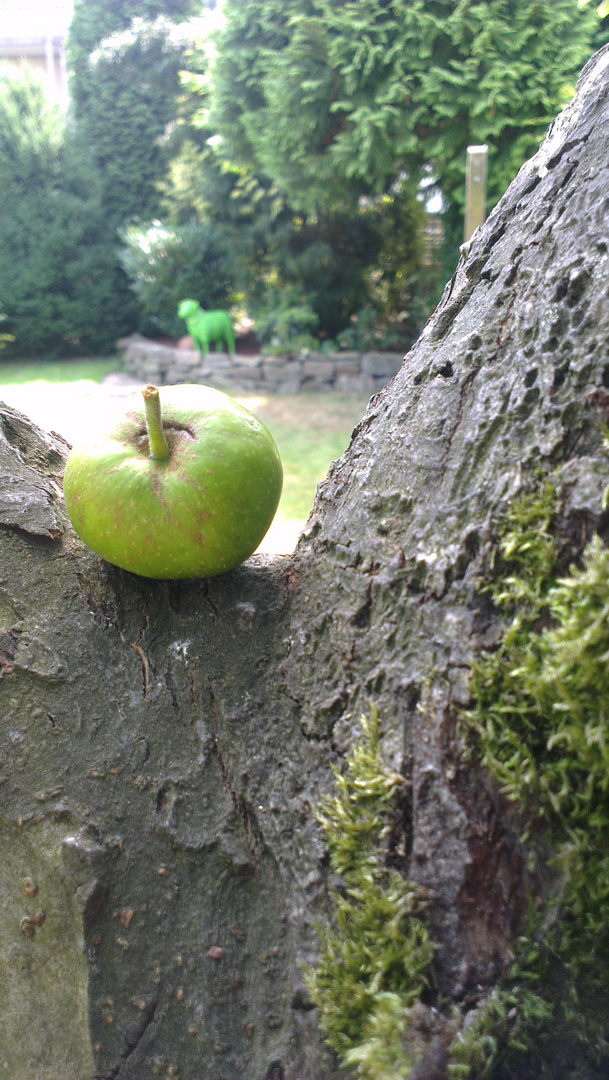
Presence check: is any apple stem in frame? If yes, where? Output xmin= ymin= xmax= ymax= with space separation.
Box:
xmin=142 ymin=385 xmax=170 ymax=461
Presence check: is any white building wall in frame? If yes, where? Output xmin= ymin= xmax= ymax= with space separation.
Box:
xmin=0 ymin=0 xmax=74 ymax=107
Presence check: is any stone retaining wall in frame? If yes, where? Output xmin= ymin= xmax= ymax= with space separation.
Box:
xmin=117 ymin=335 xmax=404 ymax=395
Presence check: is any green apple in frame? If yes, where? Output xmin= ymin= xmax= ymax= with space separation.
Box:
xmin=63 ymin=383 xmax=283 ymax=579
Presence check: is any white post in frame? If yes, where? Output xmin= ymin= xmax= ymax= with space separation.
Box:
xmin=44 ymin=36 xmax=57 ymax=100
xmin=464 ymin=145 xmax=488 ymax=243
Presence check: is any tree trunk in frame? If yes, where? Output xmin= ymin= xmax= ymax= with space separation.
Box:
xmin=2 ymin=45 xmax=609 ymax=1080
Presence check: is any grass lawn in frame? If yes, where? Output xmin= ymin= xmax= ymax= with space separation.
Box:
xmin=0 ymin=357 xmax=120 ymax=386
xmin=249 ymin=394 xmax=368 ymax=521
xmin=0 ymin=357 xmax=370 ymax=553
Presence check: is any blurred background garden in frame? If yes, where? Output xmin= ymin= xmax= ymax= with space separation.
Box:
xmin=1 ymin=0 xmax=608 ymax=549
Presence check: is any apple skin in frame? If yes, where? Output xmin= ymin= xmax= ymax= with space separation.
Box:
xmin=63 ymin=384 xmax=283 ymax=579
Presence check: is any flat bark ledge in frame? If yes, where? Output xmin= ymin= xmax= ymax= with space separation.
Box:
xmin=1 ymin=43 xmax=609 ymax=1080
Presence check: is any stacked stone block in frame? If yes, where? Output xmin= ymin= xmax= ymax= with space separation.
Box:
xmin=117 ymin=335 xmax=404 ymax=395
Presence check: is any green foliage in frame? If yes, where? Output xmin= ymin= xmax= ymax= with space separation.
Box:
xmin=455 ymin=480 xmax=609 ymax=1077
xmin=579 ymin=0 xmax=609 ymax=49
xmin=210 ymin=0 xmax=599 ymax=229
xmin=202 ymin=0 xmax=597 ymax=344
xmin=118 ymin=220 xmax=237 ymax=338
xmin=361 ymin=183 xmax=438 ymax=335
xmin=336 ymin=307 xmax=411 ymax=353
xmin=0 ymin=70 xmax=134 ymax=355
xmin=0 ymin=314 xmax=14 ymax=353
xmin=54 ymin=1 xmax=211 ymax=347
xmin=161 ymin=124 xmax=389 ymax=341
xmin=68 ymin=10 xmax=196 ymax=227
xmin=251 ymin=283 xmax=320 ymax=356
xmin=159 ymin=136 xmax=243 ymax=229
xmin=175 ymin=5 xmax=430 ymax=341
xmin=276 ymin=214 xmax=383 ymax=340
xmin=67 ymin=0 xmax=199 ymax=68
xmin=305 ymin=710 xmax=434 ymax=1077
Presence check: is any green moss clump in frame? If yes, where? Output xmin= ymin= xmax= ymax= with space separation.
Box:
xmin=305 ymin=709 xmax=434 ymax=1079
xmin=307 ymin=478 xmax=609 ymax=1079
xmin=453 ymin=482 xmax=609 ymax=1078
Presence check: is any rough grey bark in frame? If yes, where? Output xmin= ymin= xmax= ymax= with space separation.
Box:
xmin=2 ymin=44 xmax=609 ymax=1080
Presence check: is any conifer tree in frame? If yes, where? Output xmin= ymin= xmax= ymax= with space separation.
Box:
xmin=210 ymin=0 xmax=600 ymax=225
xmin=67 ymin=0 xmax=203 ymax=227
xmin=0 ymin=71 xmax=131 ymax=354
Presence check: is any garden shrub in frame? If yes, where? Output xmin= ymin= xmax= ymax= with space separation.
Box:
xmin=335 ymin=307 xmax=412 ymax=354
xmin=250 ymin=282 xmax=320 ymax=356
xmin=68 ymin=5 xmax=200 ymax=229
xmin=119 ymin=219 xmax=238 ymax=339
xmin=0 ymin=69 xmax=136 ymax=355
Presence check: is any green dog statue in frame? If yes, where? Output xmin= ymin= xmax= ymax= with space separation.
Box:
xmin=178 ymin=299 xmax=235 ymax=357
